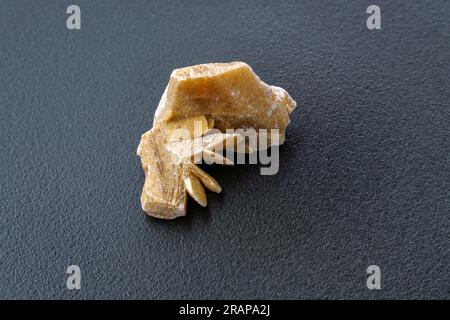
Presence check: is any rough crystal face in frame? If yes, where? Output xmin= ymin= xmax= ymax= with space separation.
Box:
xmin=137 ymin=61 xmax=296 ymax=219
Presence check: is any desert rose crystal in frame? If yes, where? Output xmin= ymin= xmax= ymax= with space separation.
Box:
xmin=137 ymin=62 xmax=296 ymax=219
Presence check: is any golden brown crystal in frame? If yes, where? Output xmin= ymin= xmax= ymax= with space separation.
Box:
xmin=137 ymin=62 xmax=296 ymax=219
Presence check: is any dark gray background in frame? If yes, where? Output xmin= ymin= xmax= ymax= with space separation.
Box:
xmin=1 ymin=0 xmax=449 ymax=299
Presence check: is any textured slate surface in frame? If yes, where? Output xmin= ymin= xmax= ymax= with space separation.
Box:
xmin=0 ymin=0 xmax=449 ymax=299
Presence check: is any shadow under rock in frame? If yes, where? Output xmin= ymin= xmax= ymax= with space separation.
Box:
xmin=145 ymin=195 xmax=211 ymax=232
xmin=143 ymin=129 xmax=306 ymax=231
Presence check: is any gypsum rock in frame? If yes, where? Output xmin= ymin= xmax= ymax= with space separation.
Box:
xmin=137 ymin=61 xmax=296 ymax=219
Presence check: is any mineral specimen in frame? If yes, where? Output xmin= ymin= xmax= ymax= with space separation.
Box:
xmin=137 ymin=62 xmax=296 ymax=219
